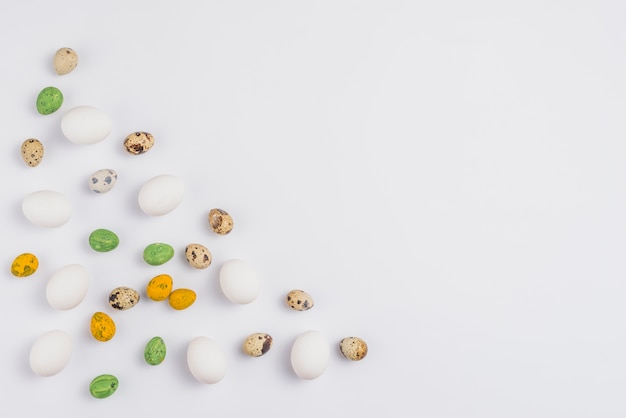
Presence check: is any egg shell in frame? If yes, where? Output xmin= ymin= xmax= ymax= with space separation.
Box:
xmin=168 ymin=288 xmax=196 ymax=310
xmin=53 ymin=47 xmax=78 ymax=75
xmin=187 ymin=336 xmax=227 ymax=384
xmin=10 ymin=252 xmax=39 ymax=277
xmin=109 ymin=286 xmax=140 ymax=310
xmin=219 ymin=259 xmax=260 ymax=304
xmin=138 ymin=174 xmax=184 ymax=216
xmin=89 ymin=374 xmax=118 ymax=399
xmin=146 ymin=274 xmax=173 ymax=301
xmin=290 ymin=330 xmax=330 ymax=380
xmin=36 ymin=86 xmax=63 ymax=115
xmin=143 ymin=243 xmax=174 ymax=266
xmin=184 ymin=243 xmax=212 ymax=269
xmin=46 ymin=264 xmax=89 ymax=310
xmin=89 ymin=169 xmax=117 ymax=193
xmin=29 ymin=329 xmax=72 ymax=377
xmin=61 ymin=105 xmax=112 ymax=144
xmin=22 ymin=190 xmax=72 ymax=228
xmin=21 ymin=138 xmax=44 ymax=167
xmin=90 ymin=312 xmax=116 ymax=342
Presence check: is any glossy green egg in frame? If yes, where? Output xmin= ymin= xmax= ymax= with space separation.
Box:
xmin=89 ymin=374 xmax=118 ymax=399
xmin=143 ymin=242 xmax=174 ymax=265
xmin=89 ymin=229 xmax=119 ymax=252
xmin=144 ymin=336 xmax=166 ymax=365
xmin=36 ymin=86 xmax=63 ymax=115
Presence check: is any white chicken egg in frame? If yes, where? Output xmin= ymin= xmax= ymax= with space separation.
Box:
xmin=61 ymin=105 xmax=112 ymax=144
xmin=219 ymin=259 xmax=260 ymax=304
xmin=187 ymin=336 xmax=227 ymax=384
xmin=46 ymin=264 xmax=89 ymax=310
xmin=29 ymin=329 xmax=72 ymax=377
xmin=138 ymin=174 xmax=185 ymax=216
xmin=290 ymin=330 xmax=330 ymax=380
xmin=22 ymin=190 xmax=72 ymax=228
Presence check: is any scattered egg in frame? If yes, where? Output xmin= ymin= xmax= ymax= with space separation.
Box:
xmin=290 ymin=330 xmax=330 ymax=380
xmin=46 ymin=264 xmax=89 ymax=310
xmin=89 ymin=169 xmax=117 ymax=193
xmin=10 ymin=252 xmax=39 ymax=277
xmin=29 ymin=329 xmax=72 ymax=377
xmin=61 ymin=105 xmax=112 ymax=144
xmin=187 ymin=336 xmax=227 ymax=384
xmin=53 ymin=47 xmax=78 ymax=75
xmin=219 ymin=259 xmax=260 ymax=304
xmin=22 ymin=190 xmax=72 ymax=228
xmin=21 ymin=138 xmax=44 ymax=167
xmin=138 ymin=174 xmax=184 ymax=216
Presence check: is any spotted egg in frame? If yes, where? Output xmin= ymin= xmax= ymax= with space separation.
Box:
xmin=123 ymin=131 xmax=154 ymax=155
xmin=21 ymin=138 xmax=44 ymax=167
xmin=108 ymin=287 xmax=140 ymax=311
xmin=286 ymin=289 xmax=314 ymax=311
xmin=184 ymin=243 xmax=212 ymax=269
xmin=242 ymin=333 xmax=273 ymax=357
xmin=89 ymin=169 xmax=117 ymax=193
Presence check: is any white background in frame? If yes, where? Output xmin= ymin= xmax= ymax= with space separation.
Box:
xmin=1 ymin=0 xmax=626 ymax=416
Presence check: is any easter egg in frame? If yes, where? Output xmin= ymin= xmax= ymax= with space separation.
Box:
xmin=144 ymin=336 xmax=166 ymax=366
xmin=36 ymin=86 xmax=63 ymax=115
xmin=143 ymin=243 xmax=174 ymax=266
xmin=89 ymin=169 xmax=117 ymax=193
xmin=90 ymin=312 xmax=116 ymax=342
xmin=146 ymin=274 xmax=173 ymax=301
xmin=53 ymin=47 xmax=78 ymax=75
xmin=88 ymin=228 xmax=119 ymax=252
xmin=10 ymin=253 xmax=39 ymax=277
xmin=21 ymin=138 xmax=44 ymax=167
xmin=89 ymin=374 xmax=118 ymax=399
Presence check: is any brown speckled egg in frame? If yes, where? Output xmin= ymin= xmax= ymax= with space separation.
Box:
xmin=208 ymin=208 xmax=234 ymax=235
xmin=184 ymin=243 xmax=212 ymax=269
xmin=108 ymin=286 xmax=140 ymax=310
xmin=53 ymin=47 xmax=78 ymax=75
xmin=339 ymin=337 xmax=368 ymax=361
xmin=243 ymin=333 xmax=273 ymax=357
xmin=286 ymin=289 xmax=314 ymax=311
xmin=123 ymin=131 xmax=154 ymax=155
xmin=21 ymin=138 xmax=44 ymax=167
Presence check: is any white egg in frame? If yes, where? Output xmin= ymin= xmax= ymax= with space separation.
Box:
xmin=219 ymin=259 xmax=260 ymax=304
xmin=29 ymin=329 xmax=72 ymax=377
xmin=22 ymin=190 xmax=72 ymax=228
xmin=138 ymin=174 xmax=184 ymax=216
xmin=290 ymin=330 xmax=330 ymax=380
xmin=46 ymin=264 xmax=89 ymax=310
xmin=61 ymin=105 xmax=112 ymax=144
xmin=187 ymin=337 xmax=227 ymax=384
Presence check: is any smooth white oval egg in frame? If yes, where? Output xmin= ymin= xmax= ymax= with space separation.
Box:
xmin=138 ymin=174 xmax=185 ymax=216
xmin=187 ymin=336 xmax=227 ymax=384
xmin=219 ymin=259 xmax=260 ymax=304
xmin=46 ymin=264 xmax=89 ymax=310
xmin=22 ymin=190 xmax=72 ymax=228
xmin=29 ymin=329 xmax=72 ymax=377
xmin=290 ymin=330 xmax=330 ymax=380
xmin=61 ymin=105 xmax=112 ymax=144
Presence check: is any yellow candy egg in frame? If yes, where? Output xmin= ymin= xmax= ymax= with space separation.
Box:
xmin=146 ymin=274 xmax=173 ymax=301
xmin=90 ymin=312 xmax=116 ymax=342
xmin=168 ymin=288 xmax=196 ymax=310
xmin=11 ymin=253 xmax=39 ymax=277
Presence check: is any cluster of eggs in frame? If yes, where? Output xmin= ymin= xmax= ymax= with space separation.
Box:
xmin=14 ymin=47 xmax=368 ymax=399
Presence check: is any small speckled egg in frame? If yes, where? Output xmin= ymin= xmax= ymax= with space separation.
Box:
xmin=10 ymin=253 xmax=39 ymax=277
xmin=184 ymin=244 xmax=212 ymax=269
xmin=144 ymin=336 xmax=166 ymax=366
xmin=124 ymin=131 xmax=154 ymax=155
xmin=286 ymin=289 xmax=314 ymax=311
xmin=109 ymin=287 xmax=140 ymax=311
xmin=208 ymin=208 xmax=234 ymax=235
xmin=90 ymin=312 xmax=116 ymax=342
xmin=339 ymin=337 xmax=368 ymax=361
xmin=21 ymin=139 xmax=44 ymax=167
xmin=168 ymin=288 xmax=196 ymax=310
xmin=143 ymin=242 xmax=174 ymax=266
xmin=89 ymin=169 xmax=117 ymax=193
xmin=146 ymin=274 xmax=173 ymax=301
xmin=36 ymin=86 xmax=63 ymax=115
xmin=53 ymin=47 xmax=78 ymax=75
xmin=89 ymin=374 xmax=118 ymax=399
xmin=243 ymin=333 xmax=273 ymax=357
xmin=88 ymin=228 xmax=119 ymax=252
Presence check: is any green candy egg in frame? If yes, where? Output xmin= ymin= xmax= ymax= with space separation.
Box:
xmin=143 ymin=242 xmax=174 ymax=266
xmin=144 ymin=336 xmax=167 ymax=365
xmin=89 ymin=374 xmax=118 ymax=399
xmin=36 ymin=86 xmax=63 ymax=115
xmin=89 ymin=229 xmax=119 ymax=252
